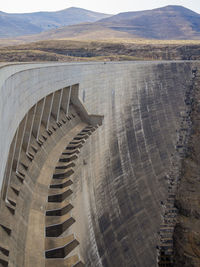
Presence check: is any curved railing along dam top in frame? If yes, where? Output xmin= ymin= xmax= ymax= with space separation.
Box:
xmin=0 ymin=61 xmax=198 ymax=267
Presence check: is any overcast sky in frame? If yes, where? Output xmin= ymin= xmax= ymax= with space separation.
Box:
xmin=1 ymin=0 xmax=200 ymax=14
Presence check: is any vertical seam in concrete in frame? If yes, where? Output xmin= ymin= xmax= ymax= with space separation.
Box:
xmin=16 ymin=113 xmax=28 ymax=171
xmin=66 ymin=86 xmax=72 ymax=116
xmin=27 ymin=104 xmax=37 ymax=153
xmin=36 ymin=98 xmax=46 ymax=141
xmin=56 ymin=89 xmax=63 ymax=123
xmin=47 ymin=93 xmax=54 ymax=130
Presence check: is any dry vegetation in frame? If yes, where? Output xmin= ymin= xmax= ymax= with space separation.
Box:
xmin=1 ymin=38 xmax=200 ymax=62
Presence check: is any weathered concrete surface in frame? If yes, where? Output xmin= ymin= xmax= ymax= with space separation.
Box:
xmin=0 ymin=61 xmax=198 ymax=266
xmin=68 ymin=62 xmax=195 ymax=267
xmin=173 ymin=68 xmax=200 ymax=267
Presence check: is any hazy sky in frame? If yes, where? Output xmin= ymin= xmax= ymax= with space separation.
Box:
xmin=1 ymin=0 xmax=200 ymax=14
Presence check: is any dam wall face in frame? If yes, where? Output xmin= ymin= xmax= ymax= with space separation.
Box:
xmin=0 ymin=61 xmax=195 ymax=266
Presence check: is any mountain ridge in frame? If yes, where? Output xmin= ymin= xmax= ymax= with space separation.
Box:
xmin=1 ymin=5 xmax=200 ymax=42
xmin=94 ymin=5 xmax=200 ymax=39
xmin=0 ymin=7 xmax=111 ymax=38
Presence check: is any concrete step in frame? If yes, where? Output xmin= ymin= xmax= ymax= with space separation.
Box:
xmin=0 ymin=240 xmax=9 ymax=266
xmin=77 ymin=132 xmax=91 ymax=136
xmin=80 ymin=129 xmax=92 ymax=134
xmin=26 ymin=151 xmax=34 ymax=161
xmin=46 ymin=214 xmax=75 ymax=237
xmin=66 ymin=116 xmax=72 ymax=120
xmin=73 ymin=134 xmax=89 ymax=141
xmin=53 ymin=168 xmax=74 ymax=179
xmin=46 ymin=212 xmax=75 ymax=227
xmin=0 ymin=243 xmax=9 ymax=256
xmin=71 ymin=113 xmax=76 ymax=118
xmin=69 ymin=139 xmax=85 ymax=145
xmin=0 ymin=203 xmax=12 ymax=235
xmin=0 ymin=249 xmax=8 ymax=267
xmin=48 ymin=188 xmax=73 ymax=202
xmin=62 ymin=148 xmax=80 ymax=156
xmin=45 ymin=234 xmax=79 ymax=258
xmin=50 ymin=178 xmax=73 ymax=189
xmin=15 ymin=171 xmax=25 ymax=182
xmin=0 ymin=242 xmax=9 ymax=266
xmin=61 ymin=118 xmax=67 ymax=124
xmin=46 ymin=200 xmax=73 ymax=216
xmin=84 ymin=125 xmax=96 ymax=131
xmin=5 ymin=200 xmax=15 ymax=214
xmin=36 ymin=138 xmax=44 ymax=146
xmin=46 ymin=129 xmax=53 ymax=136
xmin=55 ymin=162 xmax=75 ymax=170
xmin=80 ymin=128 xmax=92 ymax=134
xmin=46 ymin=233 xmax=76 ymax=249
xmin=5 ymin=192 xmax=17 ymax=214
xmin=7 ymin=197 xmax=16 ymax=208
xmin=59 ymin=154 xmax=78 ymax=163
xmin=66 ymin=143 xmax=83 ymax=150
xmin=10 ymin=183 xmax=20 ymax=196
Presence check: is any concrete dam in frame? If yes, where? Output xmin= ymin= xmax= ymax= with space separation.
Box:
xmin=0 ymin=61 xmax=199 ymax=267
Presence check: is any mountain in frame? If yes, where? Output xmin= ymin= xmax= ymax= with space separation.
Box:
xmin=5 ymin=5 xmax=200 ymax=42
xmin=1 ymin=5 xmax=200 ymax=43
xmin=96 ymin=5 xmax=200 ymax=39
xmin=0 ymin=7 xmax=111 ymax=38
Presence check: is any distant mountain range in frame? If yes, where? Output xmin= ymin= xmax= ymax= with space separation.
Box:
xmin=1 ymin=5 xmax=200 ymax=42
xmin=96 ymin=5 xmax=200 ymax=39
xmin=0 ymin=7 xmax=111 ymax=38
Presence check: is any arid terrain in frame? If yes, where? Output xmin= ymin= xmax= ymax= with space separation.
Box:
xmin=1 ymin=5 xmax=200 ymax=62
xmin=1 ymin=39 xmax=200 ymax=62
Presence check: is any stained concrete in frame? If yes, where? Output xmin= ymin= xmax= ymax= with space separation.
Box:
xmin=0 ymin=61 xmax=198 ymax=266
xmin=66 ymin=62 xmax=196 ymax=267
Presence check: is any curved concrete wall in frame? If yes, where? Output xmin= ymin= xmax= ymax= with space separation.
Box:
xmin=0 ymin=61 xmax=196 ymax=266
xmin=0 ymin=62 xmax=104 ymax=187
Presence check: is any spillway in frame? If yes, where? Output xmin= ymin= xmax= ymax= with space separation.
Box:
xmin=0 ymin=61 xmax=199 ymax=267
